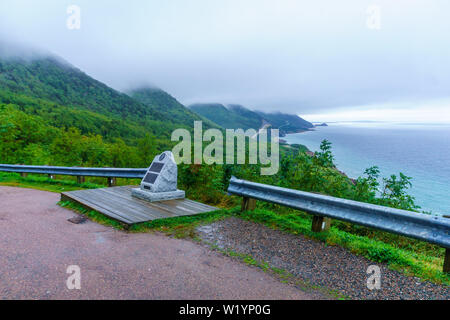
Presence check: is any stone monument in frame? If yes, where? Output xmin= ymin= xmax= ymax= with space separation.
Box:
xmin=131 ymin=151 xmax=185 ymax=202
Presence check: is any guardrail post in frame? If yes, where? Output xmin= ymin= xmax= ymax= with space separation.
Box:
xmin=444 ymin=215 xmax=450 ymax=273
xmin=444 ymin=249 xmax=450 ymax=273
xmin=20 ymin=172 xmax=27 ymax=178
xmin=77 ymin=176 xmax=85 ymax=184
xmin=312 ymin=216 xmax=331 ymax=232
xmin=108 ymin=177 xmax=116 ymax=187
xmin=241 ymin=197 xmax=256 ymax=211
xmin=48 ymin=174 xmax=54 ymax=179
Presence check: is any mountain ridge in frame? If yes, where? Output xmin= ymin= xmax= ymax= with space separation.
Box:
xmin=189 ymin=103 xmax=313 ymax=135
xmin=0 ymin=52 xmax=217 ymax=143
xmin=128 ymin=87 xmax=217 ymax=129
xmin=0 ymin=55 xmax=167 ymax=121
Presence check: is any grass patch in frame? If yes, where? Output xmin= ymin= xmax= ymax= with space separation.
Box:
xmin=0 ymin=172 xmax=104 ymax=192
xmin=0 ymin=172 xmax=141 ymax=193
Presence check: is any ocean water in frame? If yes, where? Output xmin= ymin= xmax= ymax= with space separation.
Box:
xmin=283 ymin=122 xmax=450 ymax=215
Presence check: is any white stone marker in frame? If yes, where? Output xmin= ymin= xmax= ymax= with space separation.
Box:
xmin=131 ymin=151 xmax=185 ymax=202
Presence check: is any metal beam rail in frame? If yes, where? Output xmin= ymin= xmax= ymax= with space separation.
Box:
xmin=227 ymin=176 xmax=450 ymax=272
xmin=0 ymin=164 xmax=147 ymax=186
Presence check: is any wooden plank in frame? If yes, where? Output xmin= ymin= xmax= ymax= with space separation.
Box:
xmin=75 ymin=188 xmax=168 ymax=221
xmin=78 ymin=189 xmax=162 ymax=222
xmin=61 ymin=186 xmax=219 ymax=225
xmin=114 ymin=187 xmax=217 ymax=212
xmin=66 ymin=189 xmax=151 ymax=223
xmin=112 ymin=186 xmax=214 ymax=216
xmin=173 ymin=198 xmax=210 ymax=211
xmin=99 ymin=187 xmax=177 ymax=218
xmin=182 ymin=198 xmax=218 ymax=211
xmin=97 ymin=188 xmax=175 ymax=220
xmin=145 ymin=199 xmax=208 ymax=216
xmin=61 ymin=193 xmax=134 ymax=224
xmin=172 ymin=200 xmax=215 ymax=214
xmin=188 ymin=200 xmax=218 ymax=211
xmin=64 ymin=190 xmax=141 ymax=223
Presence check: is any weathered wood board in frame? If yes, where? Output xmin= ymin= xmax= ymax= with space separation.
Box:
xmin=61 ymin=186 xmax=218 ymax=225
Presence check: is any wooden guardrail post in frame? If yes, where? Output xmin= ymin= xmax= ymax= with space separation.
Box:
xmin=108 ymin=177 xmax=116 ymax=187
xmin=241 ymin=197 xmax=256 ymax=211
xmin=311 ymin=216 xmax=331 ymax=232
xmin=77 ymin=176 xmax=85 ymax=184
xmin=443 ymin=215 xmax=450 ymax=273
xmin=20 ymin=172 xmax=27 ymax=178
xmin=444 ymin=249 xmax=450 ymax=273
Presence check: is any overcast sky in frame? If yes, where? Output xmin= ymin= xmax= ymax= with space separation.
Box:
xmin=1 ymin=0 xmax=449 ymax=122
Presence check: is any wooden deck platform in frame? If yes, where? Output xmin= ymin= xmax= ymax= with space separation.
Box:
xmin=61 ymin=186 xmax=218 ymax=225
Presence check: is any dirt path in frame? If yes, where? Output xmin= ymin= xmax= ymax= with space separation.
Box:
xmin=0 ymin=186 xmax=318 ymax=300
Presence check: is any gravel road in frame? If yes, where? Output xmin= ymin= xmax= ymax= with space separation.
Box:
xmin=196 ymin=217 xmax=449 ymax=300
xmin=0 ymin=186 xmax=318 ymax=300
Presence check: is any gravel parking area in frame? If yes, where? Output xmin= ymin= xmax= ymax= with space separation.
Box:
xmin=0 ymin=186 xmax=319 ymax=300
xmin=196 ymin=217 xmax=450 ymax=300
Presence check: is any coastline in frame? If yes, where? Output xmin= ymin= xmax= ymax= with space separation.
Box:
xmin=280 ymin=123 xmax=450 ymax=214
xmin=279 ymin=127 xmax=316 ymax=144
xmin=281 ymin=127 xmax=358 ymax=183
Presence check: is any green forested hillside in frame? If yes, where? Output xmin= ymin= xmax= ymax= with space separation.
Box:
xmin=0 ymin=54 xmax=205 ymax=167
xmin=0 ymin=56 xmax=167 ymax=120
xmin=129 ymin=87 xmax=218 ymax=129
xmin=189 ymin=102 xmax=313 ymax=134
xmin=226 ymin=104 xmax=264 ymax=129
xmin=256 ymin=111 xmax=314 ymax=135
xmin=189 ymin=103 xmax=263 ymax=130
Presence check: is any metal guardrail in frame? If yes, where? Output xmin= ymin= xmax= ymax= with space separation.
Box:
xmin=228 ymin=176 xmax=450 ymax=272
xmin=0 ymin=164 xmax=147 ymax=179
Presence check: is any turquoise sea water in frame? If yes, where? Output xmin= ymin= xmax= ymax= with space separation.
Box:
xmin=283 ymin=122 xmax=450 ymax=215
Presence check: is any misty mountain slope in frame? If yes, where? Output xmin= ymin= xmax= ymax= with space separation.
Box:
xmin=189 ymin=103 xmax=263 ymax=130
xmin=0 ymin=56 xmax=167 ymax=121
xmin=128 ymin=87 xmax=218 ymax=129
xmin=256 ymin=111 xmax=314 ymax=134
xmin=0 ymin=54 xmax=216 ymax=143
xmin=227 ymin=104 xmax=264 ymax=129
xmin=189 ymin=103 xmax=313 ymax=134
